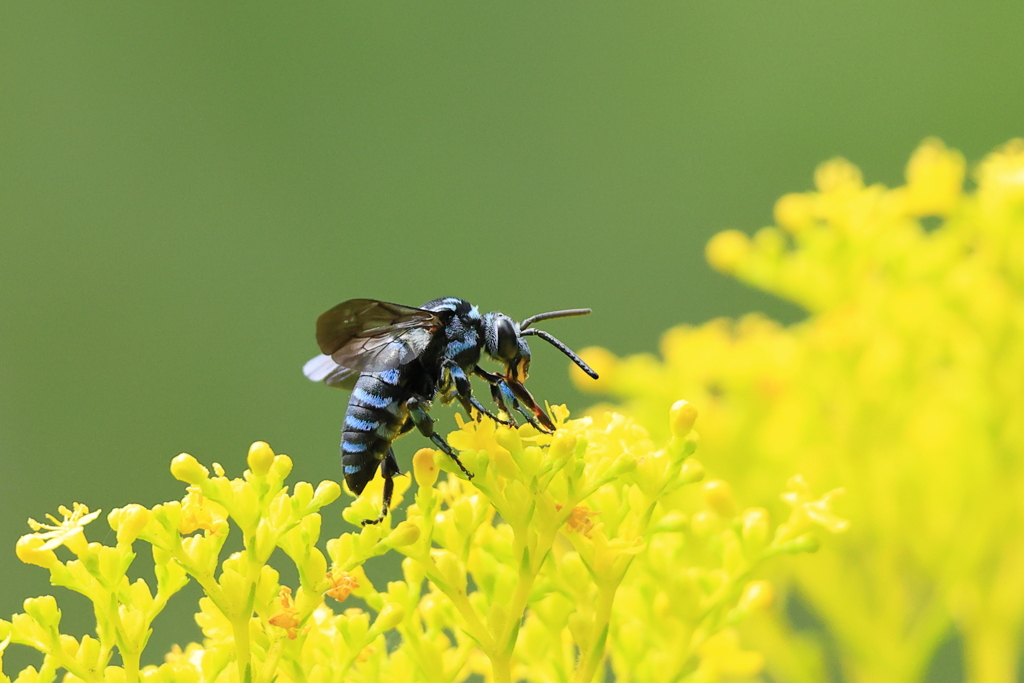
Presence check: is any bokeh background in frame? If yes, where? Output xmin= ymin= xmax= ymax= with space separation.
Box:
xmin=2 ymin=2 xmax=1023 ymax=678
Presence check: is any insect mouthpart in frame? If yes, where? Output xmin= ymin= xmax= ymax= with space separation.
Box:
xmin=507 ymin=357 xmax=530 ymax=383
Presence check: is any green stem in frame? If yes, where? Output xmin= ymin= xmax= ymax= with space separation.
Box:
xmin=446 ymin=586 xmax=496 ymax=654
xmin=963 ymin=623 xmax=1018 ymax=683
xmin=232 ymin=552 xmax=264 ymax=683
xmin=121 ymin=649 xmax=140 ymax=683
xmin=232 ymin=613 xmax=253 ymax=683
xmin=255 ymin=639 xmax=284 ymax=683
xmin=572 ymin=585 xmax=616 ymax=683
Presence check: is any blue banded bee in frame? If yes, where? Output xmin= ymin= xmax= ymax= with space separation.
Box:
xmin=303 ymin=297 xmax=598 ymax=524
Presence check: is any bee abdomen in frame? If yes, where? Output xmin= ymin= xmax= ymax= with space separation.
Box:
xmin=341 ymin=373 xmax=409 ymax=494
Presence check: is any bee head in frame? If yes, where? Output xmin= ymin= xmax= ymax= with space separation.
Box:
xmin=484 ymin=312 xmax=532 ymax=382
xmin=484 ymin=307 xmax=600 ymax=384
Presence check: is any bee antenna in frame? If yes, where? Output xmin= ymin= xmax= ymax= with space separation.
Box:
xmin=520 ymin=308 xmax=592 ymax=330
xmin=521 ymin=328 xmax=599 ymax=379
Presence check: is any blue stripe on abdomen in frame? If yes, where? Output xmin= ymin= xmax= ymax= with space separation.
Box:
xmin=345 ymin=414 xmax=379 ymax=431
xmin=376 ymin=368 xmax=401 ymax=385
xmin=352 ymin=387 xmax=392 ymax=409
xmin=342 ymin=440 xmax=368 ymax=453
xmin=344 ymin=464 xmax=362 ymax=474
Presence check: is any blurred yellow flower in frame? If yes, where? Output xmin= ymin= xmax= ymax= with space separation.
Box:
xmin=577 ymin=138 xmax=1024 ymax=683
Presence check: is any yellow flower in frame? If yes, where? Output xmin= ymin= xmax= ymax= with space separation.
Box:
xmin=177 ymin=490 xmax=228 ymax=535
xmin=268 ymin=586 xmax=301 ymax=640
xmin=25 ymin=503 xmax=100 ymax=555
xmin=576 ymin=138 xmax=1024 ymax=683
xmin=325 ymin=570 xmax=359 ymax=603
xmin=695 ymin=629 xmax=764 ymax=679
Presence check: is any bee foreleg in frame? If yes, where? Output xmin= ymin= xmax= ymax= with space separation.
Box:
xmin=406 ymin=395 xmax=474 ymax=480
xmin=442 ymin=360 xmax=511 ymax=426
xmin=505 ymin=380 xmax=556 ymax=433
xmin=471 ymin=366 xmax=520 ymax=427
xmin=362 ymin=448 xmax=401 ymax=526
xmin=485 ymin=373 xmax=541 ymax=431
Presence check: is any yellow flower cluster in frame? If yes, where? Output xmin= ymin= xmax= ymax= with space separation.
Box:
xmin=1 ymin=407 xmax=844 ymax=683
xmin=575 ymin=139 xmax=1024 ymax=683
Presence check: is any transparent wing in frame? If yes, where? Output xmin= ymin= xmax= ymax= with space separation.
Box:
xmin=303 ymin=354 xmax=359 ymax=389
xmin=313 ymin=299 xmax=442 ymax=375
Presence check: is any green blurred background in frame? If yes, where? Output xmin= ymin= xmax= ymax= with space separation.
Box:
xmin=2 ymin=2 xmax=1022 ymax=678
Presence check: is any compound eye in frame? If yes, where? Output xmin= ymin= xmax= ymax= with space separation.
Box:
xmin=496 ymin=318 xmax=519 ymax=360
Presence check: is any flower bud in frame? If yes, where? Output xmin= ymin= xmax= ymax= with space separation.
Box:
xmin=690 ymin=510 xmax=719 ymax=540
xmin=59 ymin=634 xmax=79 ymax=659
xmin=218 ymin=567 xmax=248 ymax=613
xmin=181 ymin=535 xmax=217 ymax=573
xmin=669 ymin=400 xmax=698 ymax=438
xmin=312 ymin=481 xmax=342 ymax=508
xmin=247 ymin=441 xmax=275 ymax=477
xmin=270 ymin=455 xmax=293 ymax=483
xmin=519 ymin=445 xmax=543 ymax=479
xmin=413 ymin=448 xmax=439 ymax=489
xmin=16 ymin=536 xmax=58 ymax=569
xmin=301 ymin=549 xmax=328 ymax=586
xmin=494 ymin=428 xmax=523 ymax=458
xmin=787 ymin=533 xmax=820 ymax=554
xmin=385 ymin=521 xmax=420 ymax=548
xmin=739 ymin=580 xmax=774 ymax=612
xmin=118 ymin=605 xmax=147 ymax=645
xmin=774 ymin=192 xmax=815 ymax=233
xmin=75 ymin=635 xmax=102 ymax=671
xmin=23 ymin=596 xmax=61 ymax=630
xmin=652 ymin=511 xmax=689 ymax=534
xmin=430 ymin=550 xmax=466 ymax=594
xmin=339 ymin=609 xmax=370 ymax=647
xmin=549 ymin=432 xmax=578 ymax=464
xmin=170 ymin=454 xmax=209 ymax=486
xmin=108 ymin=504 xmax=151 ymax=546
xmin=706 ymin=230 xmax=750 ymax=274
xmin=502 ymin=480 xmax=531 ymax=525
xmin=741 ymin=508 xmax=771 ymax=554
xmin=371 ymin=603 xmax=405 ymax=633
xmin=702 ymin=480 xmax=737 ymax=518
xmin=722 ymin=532 xmax=745 ymax=574
xmin=605 ymin=452 xmax=638 ymax=479
xmin=292 ymin=482 xmax=314 ymax=511
xmin=678 ymin=458 xmax=704 ymax=485
xmin=402 ymin=557 xmax=426 ymax=589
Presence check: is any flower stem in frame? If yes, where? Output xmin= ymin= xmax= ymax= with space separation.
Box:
xmin=964 ymin=623 xmax=1018 ymax=683
xmin=572 ymin=585 xmax=615 ymax=683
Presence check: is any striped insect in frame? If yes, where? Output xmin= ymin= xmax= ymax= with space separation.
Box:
xmin=303 ymin=297 xmax=598 ymax=524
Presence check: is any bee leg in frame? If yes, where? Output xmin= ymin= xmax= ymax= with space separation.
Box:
xmin=443 ymin=360 xmax=511 ymax=426
xmin=471 ymin=366 xmax=519 ymax=426
xmin=398 ymin=416 xmax=415 ymax=435
xmin=362 ymin=448 xmax=400 ymax=526
xmin=506 ymin=379 xmax=557 ymax=433
xmin=480 ymin=370 xmax=547 ymax=432
xmin=407 ymin=395 xmax=474 ymax=479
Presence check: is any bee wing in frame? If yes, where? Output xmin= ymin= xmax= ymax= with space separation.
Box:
xmin=314 ymin=299 xmax=442 ymax=375
xmin=303 ymin=354 xmax=360 ymax=389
